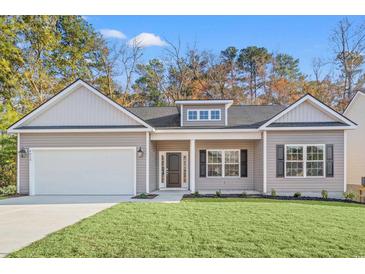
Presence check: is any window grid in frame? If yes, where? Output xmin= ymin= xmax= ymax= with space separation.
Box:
xmin=285 ymin=145 xmax=325 ymax=178
xmin=187 ymin=109 xmax=221 ymax=121
xmin=207 ymin=150 xmax=240 ymax=178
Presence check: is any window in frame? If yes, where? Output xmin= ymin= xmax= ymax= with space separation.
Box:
xmin=285 ymin=145 xmax=325 ymax=178
xmin=207 ymin=150 xmax=240 ymax=177
xmin=199 ymin=110 xmax=209 ymax=120
xmin=207 ymin=151 xmax=222 ymax=177
xmin=224 ymin=150 xmax=239 ymax=177
xmin=210 ymin=110 xmax=221 ymax=120
xmin=187 ymin=109 xmax=221 ymax=121
xmin=188 ymin=110 xmax=198 ymax=120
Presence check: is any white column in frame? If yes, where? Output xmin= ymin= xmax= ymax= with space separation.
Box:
xmin=17 ymin=133 xmax=20 ymax=194
xmin=344 ymin=130 xmax=347 ymax=192
xmin=263 ymin=131 xmax=267 ymax=194
xmin=145 ymin=132 xmax=150 ymax=193
xmin=190 ymin=139 xmax=196 ymax=192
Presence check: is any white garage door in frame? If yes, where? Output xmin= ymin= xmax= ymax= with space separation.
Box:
xmin=29 ymin=147 xmax=136 ymax=195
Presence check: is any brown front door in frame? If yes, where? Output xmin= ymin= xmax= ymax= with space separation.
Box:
xmin=166 ymin=153 xmax=181 ymax=188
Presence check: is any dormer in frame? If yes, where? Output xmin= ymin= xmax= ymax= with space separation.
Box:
xmin=175 ymin=100 xmax=233 ymax=127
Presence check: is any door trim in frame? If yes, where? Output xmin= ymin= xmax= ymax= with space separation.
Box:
xmin=29 ymin=146 xmax=137 ymax=196
xmin=159 ymin=151 xmax=188 ymax=190
xmin=166 ymin=152 xmax=182 ymax=188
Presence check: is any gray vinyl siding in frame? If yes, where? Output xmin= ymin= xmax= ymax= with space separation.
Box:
xmin=276 ymin=101 xmax=335 ymax=123
xmin=24 ymin=86 xmax=140 ymax=127
xmin=18 ymin=132 xmax=146 ymax=194
xmin=253 ymin=139 xmax=263 ymax=192
xmin=195 ymin=140 xmax=254 ymax=191
xmin=182 ymin=105 xmax=225 ymax=127
xmin=149 ymin=140 xmax=158 ymax=192
xmin=266 ymin=130 xmax=344 ymax=194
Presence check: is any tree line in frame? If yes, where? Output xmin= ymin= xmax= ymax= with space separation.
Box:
xmin=1 ymin=16 xmax=365 ymax=187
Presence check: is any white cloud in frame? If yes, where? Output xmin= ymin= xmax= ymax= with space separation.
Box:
xmin=99 ymin=29 xmax=126 ymax=40
xmin=128 ymin=33 xmax=167 ymax=48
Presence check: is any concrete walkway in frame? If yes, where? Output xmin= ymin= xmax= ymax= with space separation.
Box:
xmin=0 ymin=192 xmax=186 ymax=257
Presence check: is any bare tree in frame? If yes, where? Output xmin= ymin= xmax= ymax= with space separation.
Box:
xmin=331 ymin=18 xmax=365 ymax=101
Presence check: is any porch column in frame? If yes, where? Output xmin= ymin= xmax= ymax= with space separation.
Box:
xmin=190 ymin=139 xmax=196 ymax=192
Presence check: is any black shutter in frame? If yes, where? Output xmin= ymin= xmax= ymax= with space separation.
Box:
xmin=276 ymin=145 xmax=285 ymax=177
xmin=240 ymin=149 xmax=248 ymax=177
xmin=199 ymin=150 xmax=206 ymax=177
xmin=326 ymin=144 xmax=334 ymax=177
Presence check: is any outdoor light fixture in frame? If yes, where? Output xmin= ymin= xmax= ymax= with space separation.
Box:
xmin=137 ymin=147 xmax=144 ymax=158
xmin=19 ymin=147 xmax=28 ymax=158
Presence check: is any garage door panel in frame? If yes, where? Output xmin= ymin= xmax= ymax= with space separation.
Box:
xmin=30 ymin=148 xmax=135 ymax=195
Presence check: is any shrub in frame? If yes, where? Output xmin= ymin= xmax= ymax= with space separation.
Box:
xmin=321 ymin=190 xmax=328 ymax=199
xmin=241 ymin=191 xmax=247 ymax=198
xmin=216 ymin=190 xmax=222 ymax=197
xmin=138 ymin=193 xmax=148 ymax=199
xmin=293 ymin=192 xmax=301 ymax=198
xmin=343 ymin=191 xmax=356 ymax=201
xmin=193 ymin=191 xmax=200 ymax=197
xmin=271 ymin=189 xmax=277 ymax=197
xmin=0 ymin=184 xmax=16 ymax=196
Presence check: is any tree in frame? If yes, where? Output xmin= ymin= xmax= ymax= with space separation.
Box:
xmin=237 ymin=46 xmax=272 ymax=103
xmin=331 ymin=18 xmax=365 ymax=108
xmin=272 ymin=53 xmax=301 ymax=80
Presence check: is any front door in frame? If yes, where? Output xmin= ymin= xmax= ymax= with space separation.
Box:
xmin=166 ymin=153 xmax=181 ymax=188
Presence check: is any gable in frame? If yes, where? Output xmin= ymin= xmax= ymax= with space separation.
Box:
xmin=276 ymin=100 xmax=338 ymax=123
xmin=344 ymin=92 xmax=365 ymax=123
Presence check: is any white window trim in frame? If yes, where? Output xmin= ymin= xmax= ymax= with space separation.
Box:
xmin=158 ymin=151 xmax=189 ymax=189
xmin=206 ymin=149 xmax=240 ymax=178
xmin=187 ymin=109 xmax=222 ymax=121
xmin=284 ymin=144 xmax=326 ymax=179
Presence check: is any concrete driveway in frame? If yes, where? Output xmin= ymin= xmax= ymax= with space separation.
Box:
xmin=0 ymin=195 xmax=131 ymax=257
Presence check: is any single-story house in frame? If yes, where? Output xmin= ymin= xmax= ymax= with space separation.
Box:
xmin=8 ymin=79 xmax=357 ymax=197
xmin=344 ymin=91 xmax=365 ymax=186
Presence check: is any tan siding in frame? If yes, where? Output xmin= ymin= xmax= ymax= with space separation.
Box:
xmin=346 ymin=93 xmax=365 ymax=185
xmin=19 ymin=132 xmax=146 ymax=194
xmin=266 ymin=131 xmax=344 ymax=194
xmin=195 ymin=140 xmax=254 ymax=191
xmin=276 ymin=101 xmax=337 ymax=123
xmin=182 ymin=105 xmax=225 ymax=127
xmin=253 ymin=139 xmax=263 ymax=192
xmin=24 ymin=86 xmax=140 ymax=127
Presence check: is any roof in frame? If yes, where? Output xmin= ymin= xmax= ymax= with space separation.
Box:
xmin=175 ymin=99 xmax=233 ymax=106
xmin=128 ymin=105 xmax=285 ymax=129
xmin=268 ymin=122 xmax=348 ymax=128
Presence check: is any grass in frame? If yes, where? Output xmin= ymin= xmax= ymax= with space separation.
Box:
xmin=8 ymin=198 xmax=365 ymax=258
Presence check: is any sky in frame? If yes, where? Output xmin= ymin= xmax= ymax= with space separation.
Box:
xmin=85 ymin=16 xmax=365 ymax=79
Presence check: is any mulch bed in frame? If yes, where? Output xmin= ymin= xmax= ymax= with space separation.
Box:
xmin=132 ymin=194 xmax=158 ymax=199
xmin=183 ymin=193 xmax=364 ymax=204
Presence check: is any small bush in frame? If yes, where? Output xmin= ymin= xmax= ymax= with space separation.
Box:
xmin=193 ymin=191 xmax=200 ymax=197
xmin=271 ymin=189 xmax=277 ymax=197
xmin=321 ymin=190 xmax=328 ymax=199
xmin=138 ymin=193 xmax=148 ymax=199
xmin=293 ymin=192 xmax=301 ymax=198
xmin=241 ymin=191 xmax=247 ymax=198
xmin=343 ymin=191 xmax=356 ymax=201
xmin=216 ymin=190 xmax=222 ymax=197
xmin=0 ymin=185 xmax=16 ymax=196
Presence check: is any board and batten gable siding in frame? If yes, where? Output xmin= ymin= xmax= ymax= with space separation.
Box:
xmin=253 ymin=139 xmax=264 ymax=192
xmin=266 ymin=130 xmax=344 ymax=194
xmin=18 ymin=132 xmax=146 ymax=194
xmin=195 ymin=140 xmax=255 ymax=191
xmin=182 ymin=104 xmax=226 ymax=127
xmin=276 ymin=101 xmax=337 ymax=123
xmin=345 ymin=93 xmax=365 ymax=185
xmin=23 ymin=86 xmax=141 ymax=127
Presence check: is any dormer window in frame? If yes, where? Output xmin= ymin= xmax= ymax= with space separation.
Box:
xmin=187 ymin=109 xmax=221 ymax=121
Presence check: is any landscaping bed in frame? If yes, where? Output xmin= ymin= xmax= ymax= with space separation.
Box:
xmin=183 ymin=193 xmax=364 ymax=204
xmin=132 ymin=193 xmax=158 ymax=199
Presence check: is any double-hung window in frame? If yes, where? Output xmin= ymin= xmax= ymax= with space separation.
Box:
xmin=199 ymin=110 xmax=209 ymax=120
xmin=187 ymin=109 xmax=221 ymax=121
xmin=188 ymin=110 xmax=198 ymax=120
xmin=210 ymin=110 xmax=221 ymax=120
xmin=207 ymin=150 xmax=240 ymax=177
xmin=285 ymin=145 xmax=325 ymax=178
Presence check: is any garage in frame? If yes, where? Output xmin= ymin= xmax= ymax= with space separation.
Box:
xmin=29 ymin=147 xmax=136 ymax=195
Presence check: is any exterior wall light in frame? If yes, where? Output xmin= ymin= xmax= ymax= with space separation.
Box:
xmin=19 ymin=147 xmax=28 ymax=158
xmin=137 ymin=147 xmax=144 ymax=158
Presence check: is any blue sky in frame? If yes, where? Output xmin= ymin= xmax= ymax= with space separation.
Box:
xmin=86 ymin=16 xmax=365 ymax=79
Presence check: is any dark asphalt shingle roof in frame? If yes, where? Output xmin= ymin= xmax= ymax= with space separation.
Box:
xmin=268 ymin=122 xmax=349 ymax=128
xmin=128 ymin=105 xmax=286 ymax=129
xmin=16 ymin=125 xmax=146 ymax=130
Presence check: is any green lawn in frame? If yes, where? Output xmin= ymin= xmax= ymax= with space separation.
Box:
xmin=8 ymin=198 xmax=365 ymax=258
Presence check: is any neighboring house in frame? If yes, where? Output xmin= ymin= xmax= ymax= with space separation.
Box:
xmin=344 ymin=91 xmax=365 ymax=186
xmin=8 ymin=79 xmax=357 ymax=197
